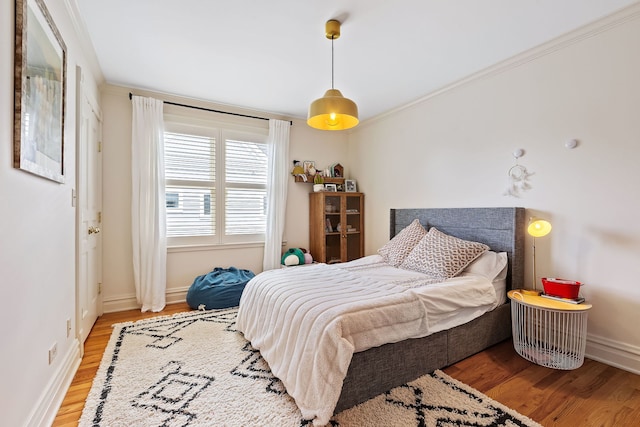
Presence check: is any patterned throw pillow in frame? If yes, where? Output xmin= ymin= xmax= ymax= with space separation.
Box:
xmin=400 ymin=227 xmax=489 ymax=279
xmin=378 ymin=219 xmax=427 ymax=267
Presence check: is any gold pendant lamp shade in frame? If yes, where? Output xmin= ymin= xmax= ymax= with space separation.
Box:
xmin=308 ymin=89 xmax=359 ymax=130
xmin=307 ymin=20 xmax=359 ymax=131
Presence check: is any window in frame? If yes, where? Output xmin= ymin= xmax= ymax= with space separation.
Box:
xmin=164 ymin=120 xmax=268 ymax=246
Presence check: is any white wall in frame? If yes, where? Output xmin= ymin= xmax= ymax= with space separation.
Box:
xmin=0 ymin=0 xmax=101 ymax=425
xmin=100 ymin=85 xmax=348 ymax=312
xmin=349 ymin=6 xmax=640 ymax=373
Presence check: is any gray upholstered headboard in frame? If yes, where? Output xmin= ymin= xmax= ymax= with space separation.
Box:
xmin=390 ymin=207 xmax=525 ymax=291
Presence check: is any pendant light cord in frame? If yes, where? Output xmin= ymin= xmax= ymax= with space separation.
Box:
xmin=331 ymin=35 xmax=335 ymax=89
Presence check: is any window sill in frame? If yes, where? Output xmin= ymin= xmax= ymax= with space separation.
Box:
xmin=168 ymin=242 xmax=263 ymax=253
xmin=167 ymin=240 xmax=286 ymax=253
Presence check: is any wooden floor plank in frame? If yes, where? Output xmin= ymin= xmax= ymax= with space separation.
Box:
xmin=53 ymin=303 xmax=640 ymax=426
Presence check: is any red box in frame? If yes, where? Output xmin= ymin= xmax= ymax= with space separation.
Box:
xmin=541 ymin=278 xmax=582 ymax=299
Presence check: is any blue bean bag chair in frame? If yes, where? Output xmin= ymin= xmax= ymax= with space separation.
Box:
xmin=186 ymin=266 xmax=255 ymax=310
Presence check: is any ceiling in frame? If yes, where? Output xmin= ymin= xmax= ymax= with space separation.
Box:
xmin=76 ymin=0 xmax=637 ymax=122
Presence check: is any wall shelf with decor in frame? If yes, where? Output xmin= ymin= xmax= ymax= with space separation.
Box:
xmin=294 ymin=174 xmax=345 ymax=185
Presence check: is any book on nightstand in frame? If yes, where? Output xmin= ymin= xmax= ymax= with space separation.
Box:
xmin=540 ymin=294 xmax=585 ymax=304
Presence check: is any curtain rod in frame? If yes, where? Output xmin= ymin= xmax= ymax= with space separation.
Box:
xmin=128 ymin=93 xmax=292 ymax=125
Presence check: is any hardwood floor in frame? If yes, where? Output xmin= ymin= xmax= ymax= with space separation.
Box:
xmin=53 ymin=303 xmax=640 ymax=426
xmin=443 ymin=343 xmax=640 ymax=426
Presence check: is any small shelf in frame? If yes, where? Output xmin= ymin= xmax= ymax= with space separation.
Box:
xmin=294 ymin=174 xmax=345 ymax=184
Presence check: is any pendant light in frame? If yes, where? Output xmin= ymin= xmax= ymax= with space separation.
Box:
xmin=307 ymin=19 xmax=359 ymax=131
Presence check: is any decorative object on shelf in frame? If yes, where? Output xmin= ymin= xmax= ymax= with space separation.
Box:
xmin=325 ymin=218 xmax=333 ymax=232
xmin=14 ymin=0 xmax=67 ymax=183
xmin=303 ymin=160 xmax=315 ymax=174
xmin=503 ymin=149 xmax=533 ymax=198
xmin=345 ymin=179 xmax=357 ymax=192
xmin=325 ymin=202 xmax=334 ymax=213
xmin=332 ymin=163 xmax=344 ymax=178
xmin=325 ymin=183 xmax=337 ymax=192
xmin=525 ymin=217 xmax=552 ymax=295
xmin=307 ymin=19 xmax=359 ymax=131
xmin=313 ymin=173 xmax=325 ymax=192
xmin=291 ymin=160 xmax=306 ymax=181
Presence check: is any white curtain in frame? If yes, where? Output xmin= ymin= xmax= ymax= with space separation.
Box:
xmin=263 ymin=119 xmax=291 ymax=271
xmin=131 ymin=96 xmax=167 ymax=312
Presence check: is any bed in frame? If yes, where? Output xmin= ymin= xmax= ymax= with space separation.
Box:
xmin=237 ymin=207 xmax=525 ymax=425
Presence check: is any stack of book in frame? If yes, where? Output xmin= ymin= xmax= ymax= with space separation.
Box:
xmin=540 ymin=294 xmax=585 ymax=304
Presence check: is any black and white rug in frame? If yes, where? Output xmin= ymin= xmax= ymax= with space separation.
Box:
xmin=79 ymin=308 xmax=541 ymax=427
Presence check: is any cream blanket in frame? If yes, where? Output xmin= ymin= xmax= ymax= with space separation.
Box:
xmin=237 ymin=256 xmax=497 ymax=425
xmin=236 ymin=261 xmax=495 ymax=425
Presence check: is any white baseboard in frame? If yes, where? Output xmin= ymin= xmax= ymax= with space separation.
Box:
xmin=27 ymin=339 xmax=81 ymax=427
xmin=586 ymin=333 xmax=640 ymax=375
xmin=166 ymin=287 xmax=189 ymax=306
xmin=102 ymin=287 xmax=189 ymax=313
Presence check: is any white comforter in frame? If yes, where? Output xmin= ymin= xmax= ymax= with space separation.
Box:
xmin=236 ymin=256 xmax=497 ymax=425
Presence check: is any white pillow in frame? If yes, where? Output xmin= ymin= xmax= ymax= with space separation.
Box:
xmin=377 ymin=219 xmax=427 ymax=267
xmin=399 ymin=227 xmax=489 ymax=279
xmin=460 ymin=251 xmax=508 ymax=281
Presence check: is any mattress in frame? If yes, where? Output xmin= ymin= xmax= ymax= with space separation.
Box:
xmin=236 ymin=255 xmax=498 ymax=425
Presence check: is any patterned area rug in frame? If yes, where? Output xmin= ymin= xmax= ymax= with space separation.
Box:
xmin=80 ymin=308 xmax=541 ymax=427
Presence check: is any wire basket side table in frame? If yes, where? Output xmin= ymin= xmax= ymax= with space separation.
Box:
xmin=508 ymin=290 xmax=592 ymax=370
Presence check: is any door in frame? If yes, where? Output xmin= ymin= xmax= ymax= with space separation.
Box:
xmin=76 ymin=67 xmax=103 ymax=346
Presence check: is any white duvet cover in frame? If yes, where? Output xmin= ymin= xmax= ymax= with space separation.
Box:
xmin=236 ymin=255 xmax=498 ymax=425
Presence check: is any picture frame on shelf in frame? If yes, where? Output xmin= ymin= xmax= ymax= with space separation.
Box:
xmin=324 ymin=183 xmax=337 ymax=192
xmin=303 ymin=160 xmax=315 ymax=174
xmin=345 ymin=179 xmax=357 ymax=192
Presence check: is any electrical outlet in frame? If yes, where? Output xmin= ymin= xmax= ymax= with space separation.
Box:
xmin=48 ymin=343 xmax=58 ymax=365
xmin=66 ymin=318 xmax=71 ymax=338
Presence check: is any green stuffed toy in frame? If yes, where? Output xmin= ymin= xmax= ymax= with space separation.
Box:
xmin=281 ymin=248 xmax=305 ymax=266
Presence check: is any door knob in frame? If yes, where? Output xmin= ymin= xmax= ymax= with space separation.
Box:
xmin=88 ymin=226 xmax=101 ymax=235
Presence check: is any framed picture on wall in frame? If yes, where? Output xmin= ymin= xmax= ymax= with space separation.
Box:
xmin=345 ymin=179 xmax=357 ymax=192
xmin=14 ymin=0 xmax=67 ymax=183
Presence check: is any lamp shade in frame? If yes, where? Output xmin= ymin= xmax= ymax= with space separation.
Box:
xmin=307 ymin=89 xmax=359 ymax=130
xmin=527 ymin=218 xmax=552 ymax=238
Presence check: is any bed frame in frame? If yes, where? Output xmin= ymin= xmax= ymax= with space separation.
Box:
xmin=334 ymin=207 xmax=525 ymax=412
